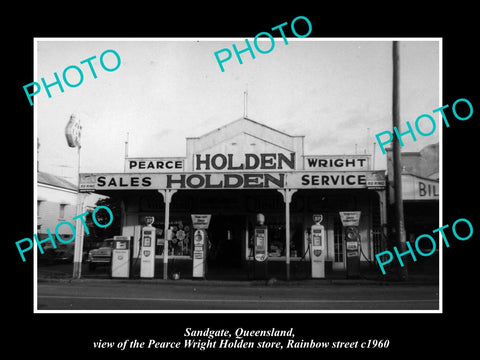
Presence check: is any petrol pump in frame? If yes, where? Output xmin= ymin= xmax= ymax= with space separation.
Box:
xmin=339 ymin=211 xmax=361 ymax=279
xmin=191 ymin=214 xmax=211 ymax=279
xmin=253 ymin=213 xmax=268 ymax=279
xmin=112 ymin=236 xmax=131 ymax=278
xmin=140 ymin=216 xmax=156 ymax=278
xmin=111 ymin=236 xmax=131 ymax=278
xmin=310 ymin=214 xmax=325 ymax=278
xmin=192 ymin=229 xmax=208 ymax=278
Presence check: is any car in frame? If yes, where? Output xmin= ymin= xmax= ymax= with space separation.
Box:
xmin=52 ymin=244 xmax=75 ymax=263
xmin=38 ymin=243 xmax=87 ymax=265
xmin=86 ymin=239 xmax=113 ymax=270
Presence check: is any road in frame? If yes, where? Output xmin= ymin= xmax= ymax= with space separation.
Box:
xmin=36 ymin=279 xmax=439 ymax=311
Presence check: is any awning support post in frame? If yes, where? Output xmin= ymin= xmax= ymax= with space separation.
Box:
xmin=158 ymin=189 xmax=177 ymax=280
xmin=278 ymin=188 xmax=297 ymax=281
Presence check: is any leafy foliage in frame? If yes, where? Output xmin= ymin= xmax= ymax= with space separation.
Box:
xmin=83 ymin=197 xmax=122 ymax=248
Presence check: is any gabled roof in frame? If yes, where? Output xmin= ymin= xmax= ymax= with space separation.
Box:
xmin=185 ymin=116 xmax=305 ymax=156
xmin=189 ymin=117 xmax=303 ymax=139
xmin=37 ymin=171 xmax=77 ymax=191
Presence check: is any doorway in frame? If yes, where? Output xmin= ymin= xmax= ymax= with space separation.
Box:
xmin=208 ymin=214 xmax=244 ymax=269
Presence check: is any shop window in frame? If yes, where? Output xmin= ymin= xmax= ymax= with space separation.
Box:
xmin=168 ymin=221 xmax=192 ymax=256
xmin=144 ymin=216 xmax=192 ymax=257
xmin=267 ymin=222 xmax=285 ymax=257
xmin=37 ymin=200 xmax=43 ymax=218
xmin=59 ymin=204 xmax=66 ymax=219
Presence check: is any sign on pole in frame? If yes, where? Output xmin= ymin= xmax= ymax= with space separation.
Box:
xmin=191 ymin=214 xmax=211 ymax=230
xmin=339 ymin=211 xmax=361 ymax=227
xmin=65 ymin=114 xmax=82 ymax=148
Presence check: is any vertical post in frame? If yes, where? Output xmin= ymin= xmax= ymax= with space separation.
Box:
xmin=123 ymin=132 xmax=129 ymax=172
xmin=73 ymin=146 xmax=84 ymax=279
xmin=392 ymin=41 xmax=408 ymax=280
xmin=366 ymin=127 xmax=370 ymax=155
xmin=278 ymin=189 xmax=297 ymax=281
xmin=163 ymin=191 xmax=170 ymax=280
xmin=159 ymin=189 xmax=177 ymax=280
xmin=376 ymin=190 xmax=388 ymax=253
xmin=37 ymin=138 xmax=40 ymax=172
xmin=72 ymin=195 xmax=85 ymax=278
xmin=285 ymin=195 xmax=291 ymax=280
xmin=120 ymin=200 xmax=127 ymax=230
xmin=244 ymin=90 xmax=248 ymax=118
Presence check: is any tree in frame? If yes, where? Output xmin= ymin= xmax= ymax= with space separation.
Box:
xmin=83 ymin=196 xmax=122 ymax=248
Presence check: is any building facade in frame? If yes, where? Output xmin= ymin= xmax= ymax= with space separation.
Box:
xmin=37 ymin=171 xmax=78 ymax=241
xmin=80 ymin=117 xmax=387 ymax=279
xmin=386 ymin=143 xmax=439 ymax=274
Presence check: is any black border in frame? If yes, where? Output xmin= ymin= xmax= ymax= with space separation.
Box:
xmin=7 ymin=4 xmax=478 ymax=356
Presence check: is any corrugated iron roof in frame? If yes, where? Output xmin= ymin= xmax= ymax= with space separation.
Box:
xmin=37 ymin=171 xmax=77 ymax=191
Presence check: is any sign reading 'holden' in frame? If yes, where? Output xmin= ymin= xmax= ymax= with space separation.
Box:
xmin=194 ymin=152 xmax=295 ymax=171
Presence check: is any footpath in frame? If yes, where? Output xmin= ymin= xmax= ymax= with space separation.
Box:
xmin=38 ymin=266 xmax=439 ymax=287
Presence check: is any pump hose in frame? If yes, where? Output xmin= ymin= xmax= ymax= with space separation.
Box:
xmin=292 ymin=242 xmax=311 ymax=279
xmin=355 ymin=234 xmax=380 ymax=281
xmin=302 ymin=242 xmax=311 ymax=261
xmin=358 ymin=234 xmax=375 ymax=266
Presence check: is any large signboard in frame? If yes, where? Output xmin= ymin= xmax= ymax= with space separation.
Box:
xmin=304 ymin=155 xmax=370 ymax=171
xmin=79 ymin=171 xmax=386 ymax=192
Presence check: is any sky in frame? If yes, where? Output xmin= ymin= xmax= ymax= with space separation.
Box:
xmin=35 ymin=38 xmax=440 ymax=184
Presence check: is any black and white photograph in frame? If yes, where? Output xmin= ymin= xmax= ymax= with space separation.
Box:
xmin=33 ymin=38 xmax=441 ymax=313
xmin=8 ymin=6 xmax=479 ymax=357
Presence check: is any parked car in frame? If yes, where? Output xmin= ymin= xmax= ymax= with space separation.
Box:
xmin=38 ymin=243 xmax=87 ymax=265
xmin=53 ymin=244 xmax=75 ymax=263
xmin=86 ymin=239 xmax=114 ymax=270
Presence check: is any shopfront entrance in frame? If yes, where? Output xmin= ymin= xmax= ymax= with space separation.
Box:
xmin=79 ymin=117 xmax=388 ymax=281
xmin=208 ymin=214 xmax=244 ymax=269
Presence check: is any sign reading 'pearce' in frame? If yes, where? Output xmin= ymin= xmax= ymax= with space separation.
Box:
xmin=125 ymin=157 xmax=184 ymax=173
xmin=194 ymin=152 xmax=295 ymax=171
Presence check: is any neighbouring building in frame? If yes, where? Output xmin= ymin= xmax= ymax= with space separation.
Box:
xmin=37 ymin=171 xmax=78 ymax=242
xmin=386 ymin=142 xmax=440 ymax=274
